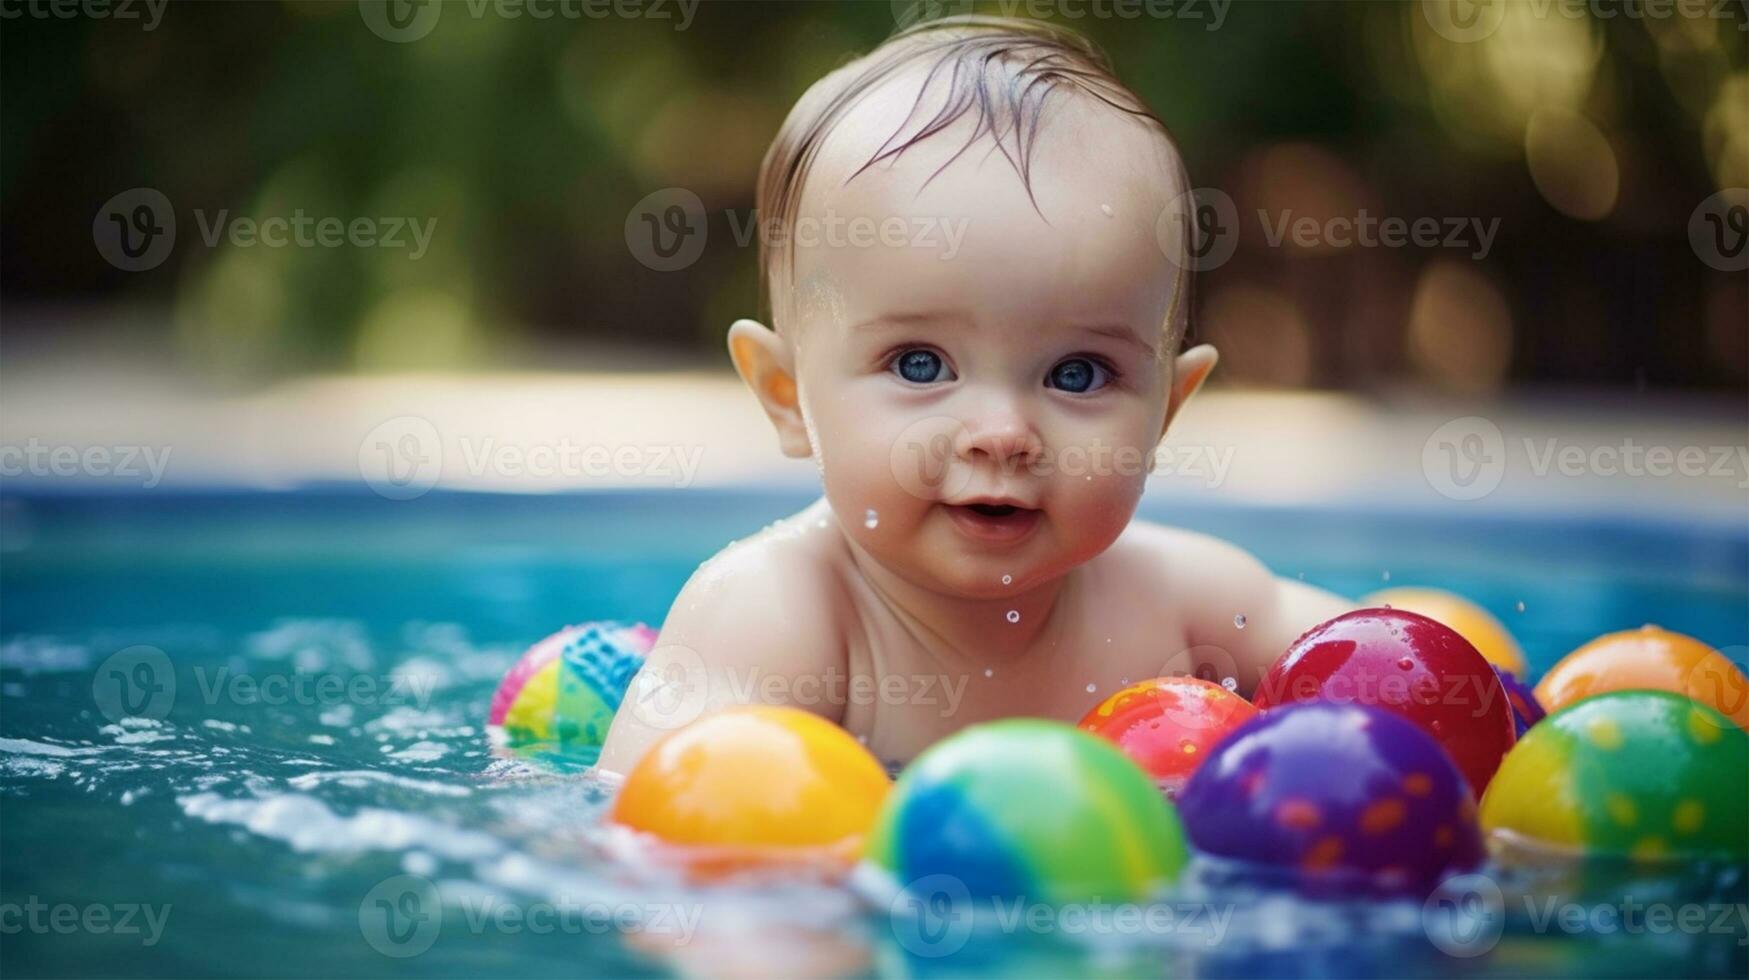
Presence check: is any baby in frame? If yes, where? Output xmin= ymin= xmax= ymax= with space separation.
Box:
xmin=599 ymin=14 xmax=1349 ymax=774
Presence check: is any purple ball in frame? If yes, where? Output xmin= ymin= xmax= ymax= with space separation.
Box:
xmin=1492 ymin=665 xmax=1545 ymax=737
xmin=1177 ymin=701 xmax=1482 ymax=895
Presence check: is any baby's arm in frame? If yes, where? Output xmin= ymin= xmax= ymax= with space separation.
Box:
xmin=595 ymin=536 xmax=847 ymax=776
xmin=1167 ymin=530 xmax=1353 ymax=695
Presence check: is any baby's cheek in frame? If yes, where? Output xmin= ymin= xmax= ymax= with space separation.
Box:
xmin=1046 ymin=446 xmax=1149 ymax=552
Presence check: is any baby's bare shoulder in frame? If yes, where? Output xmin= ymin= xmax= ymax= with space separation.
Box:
xmin=658 ymin=504 xmax=850 ymax=669
xmin=1103 ymin=519 xmax=1274 ymax=587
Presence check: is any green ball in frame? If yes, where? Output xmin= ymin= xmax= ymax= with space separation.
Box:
xmin=862 ymin=719 xmax=1188 ymax=905
xmin=1481 ymin=690 xmax=1747 ymax=861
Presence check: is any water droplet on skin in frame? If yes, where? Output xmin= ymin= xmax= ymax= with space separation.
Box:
xmin=1001 ymin=574 xmax=1013 ymax=586
xmin=1234 ymin=614 xmax=1247 ymax=629
xmin=1086 ymin=683 xmax=1097 ymax=694
xmin=1100 ymin=203 xmax=1114 ymax=216
xmin=864 ymin=509 xmax=879 ymax=530
xmin=1005 ymin=610 xmax=1020 ymax=624
xmin=1516 ymin=601 xmax=1526 ymax=613
xmin=984 ymin=668 xmax=994 ymax=678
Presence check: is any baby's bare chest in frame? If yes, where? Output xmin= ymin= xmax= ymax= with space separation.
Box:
xmin=840 ymin=608 xmax=1197 ymax=766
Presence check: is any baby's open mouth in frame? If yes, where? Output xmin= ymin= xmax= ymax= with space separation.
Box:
xmin=943 ymin=500 xmax=1041 ymax=544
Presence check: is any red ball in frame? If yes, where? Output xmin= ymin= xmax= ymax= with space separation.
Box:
xmin=1078 ymin=676 xmax=1258 ymax=794
xmin=1252 ymin=609 xmax=1515 ymax=795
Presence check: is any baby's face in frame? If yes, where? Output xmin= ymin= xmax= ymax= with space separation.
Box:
xmin=784 ymin=88 xmax=1187 ymax=598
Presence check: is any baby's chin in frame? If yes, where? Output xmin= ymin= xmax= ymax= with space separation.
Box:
xmin=859 ymin=505 xmax=1102 ymax=598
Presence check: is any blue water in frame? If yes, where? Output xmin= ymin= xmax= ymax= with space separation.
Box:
xmin=1 ymin=489 xmax=1745 ymax=978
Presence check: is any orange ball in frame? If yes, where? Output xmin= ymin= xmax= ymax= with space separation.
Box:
xmin=1365 ymin=587 xmax=1526 ymax=677
xmin=610 ymin=706 xmax=891 ymax=871
xmin=1535 ymin=625 xmax=1749 ymax=728
xmin=1077 ymin=677 xmax=1258 ymax=793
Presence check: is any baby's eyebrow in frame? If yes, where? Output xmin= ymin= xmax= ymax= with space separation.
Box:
xmin=1081 ymin=322 xmax=1158 ymax=357
xmin=848 ymin=311 xmax=969 ymax=332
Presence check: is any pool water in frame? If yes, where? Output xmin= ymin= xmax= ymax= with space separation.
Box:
xmin=1 ymin=489 xmax=1744 ymax=978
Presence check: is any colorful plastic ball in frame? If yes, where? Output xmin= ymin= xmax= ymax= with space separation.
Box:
xmin=610 ymin=706 xmax=891 ymax=870
xmin=1254 ymin=608 xmax=1516 ymax=794
xmin=1177 ymin=701 xmax=1483 ymax=894
xmin=1480 ymin=690 xmax=1748 ymax=861
xmin=1494 ymin=665 xmax=1545 ymax=738
xmin=861 ymin=720 xmax=1188 ymax=905
xmin=1535 ymin=625 xmax=1749 ymax=729
xmin=488 ymin=621 xmax=655 ymax=745
xmin=1077 ymin=676 xmax=1258 ymax=794
xmin=1365 ymin=587 xmax=1526 ymax=677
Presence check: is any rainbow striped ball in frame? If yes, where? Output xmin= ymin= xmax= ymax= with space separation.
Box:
xmin=861 ymin=720 xmax=1188 ymax=905
xmin=488 ymin=621 xmax=656 ymax=745
xmin=1481 ymin=690 xmax=1747 ymax=861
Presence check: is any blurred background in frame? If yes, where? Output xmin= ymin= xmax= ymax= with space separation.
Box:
xmin=0 ymin=0 xmax=1744 ymax=503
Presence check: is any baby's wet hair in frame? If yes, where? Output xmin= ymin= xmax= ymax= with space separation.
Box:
xmin=755 ymin=14 xmax=1194 ymax=348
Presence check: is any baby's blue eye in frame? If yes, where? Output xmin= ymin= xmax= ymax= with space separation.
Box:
xmin=893 ymin=349 xmax=953 ymax=384
xmin=1047 ymin=357 xmax=1109 ymax=393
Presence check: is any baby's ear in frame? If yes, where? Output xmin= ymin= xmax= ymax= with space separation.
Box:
xmin=727 ymin=319 xmax=812 ymax=459
xmin=1161 ymin=343 xmax=1218 ymax=436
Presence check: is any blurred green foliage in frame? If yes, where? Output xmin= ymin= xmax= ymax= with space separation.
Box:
xmin=1 ymin=0 xmax=1743 ymax=391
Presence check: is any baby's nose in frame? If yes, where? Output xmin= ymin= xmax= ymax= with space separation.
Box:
xmin=955 ymin=413 xmax=1043 ymax=467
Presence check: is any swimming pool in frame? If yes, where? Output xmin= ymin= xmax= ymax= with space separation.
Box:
xmin=2 ymin=489 xmax=1744 ymax=978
